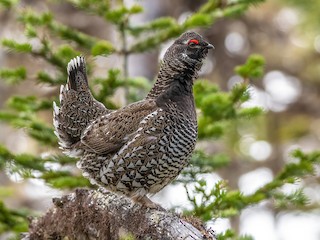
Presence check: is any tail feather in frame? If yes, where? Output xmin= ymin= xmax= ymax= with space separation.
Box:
xmin=67 ymin=56 xmax=88 ymax=92
xmin=53 ymin=56 xmax=109 ymax=157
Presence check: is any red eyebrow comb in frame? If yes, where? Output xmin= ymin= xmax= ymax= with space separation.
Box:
xmin=188 ymin=39 xmax=199 ymax=45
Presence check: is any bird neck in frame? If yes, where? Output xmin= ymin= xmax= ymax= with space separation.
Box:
xmin=155 ymin=80 xmax=197 ymax=120
xmin=146 ymin=58 xmax=201 ymax=99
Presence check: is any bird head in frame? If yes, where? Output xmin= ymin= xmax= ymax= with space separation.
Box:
xmin=163 ymin=31 xmax=214 ymax=65
xmin=146 ymin=32 xmax=213 ymax=99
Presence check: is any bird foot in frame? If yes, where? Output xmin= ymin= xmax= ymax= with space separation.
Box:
xmin=132 ymin=195 xmax=165 ymax=211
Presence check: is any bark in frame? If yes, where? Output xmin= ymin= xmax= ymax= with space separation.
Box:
xmin=21 ymin=188 xmax=215 ymax=240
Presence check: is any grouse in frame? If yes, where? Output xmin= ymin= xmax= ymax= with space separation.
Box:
xmin=53 ymin=31 xmax=213 ymax=208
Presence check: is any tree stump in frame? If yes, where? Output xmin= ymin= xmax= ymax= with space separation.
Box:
xmin=22 ymin=188 xmax=215 ymax=240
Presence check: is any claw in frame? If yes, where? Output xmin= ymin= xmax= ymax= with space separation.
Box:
xmin=132 ymin=195 xmax=164 ymax=210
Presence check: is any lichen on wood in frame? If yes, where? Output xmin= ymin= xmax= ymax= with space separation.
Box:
xmin=22 ymin=188 xmax=215 ymax=240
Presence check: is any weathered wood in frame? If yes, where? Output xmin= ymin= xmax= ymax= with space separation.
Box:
xmin=22 ymin=188 xmax=215 ymax=240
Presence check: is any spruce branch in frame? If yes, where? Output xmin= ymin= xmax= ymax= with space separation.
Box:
xmin=183 ymin=150 xmax=320 ymax=220
xmin=1 ymin=39 xmax=32 ymax=53
xmin=0 ymin=144 xmax=89 ymax=189
xmin=0 ymin=67 xmax=27 ymax=84
xmin=0 ymin=200 xmax=29 ymax=236
xmin=235 ymin=54 xmax=265 ymax=81
xmin=19 ymin=10 xmax=98 ymax=49
xmin=0 ymin=108 xmax=56 ymax=146
xmin=129 ymin=0 xmax=266 ymax=53
xmin=0 ymin=0 xmax=18 ymax=8
xmin=67 ymin=0 xmax=110 ymax=17
xmin=127 ymin=17 xmax=177 ymax=36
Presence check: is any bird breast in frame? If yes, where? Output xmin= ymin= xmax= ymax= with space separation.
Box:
xmin=99 ymin=108 xmax=198 ymax=194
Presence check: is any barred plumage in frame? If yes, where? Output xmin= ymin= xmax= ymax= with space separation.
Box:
xmin=53 ymin=32 xmax=213 ymax=208
xmin=53 ymin=56 xmax=109 ymax=157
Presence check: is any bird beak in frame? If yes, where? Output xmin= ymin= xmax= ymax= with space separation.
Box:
xmin=206 ymin=43 xmax=214 ymax=49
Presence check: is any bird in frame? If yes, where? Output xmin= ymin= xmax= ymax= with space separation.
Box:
xmin=53 ymin=31 xmax=213 ymax=208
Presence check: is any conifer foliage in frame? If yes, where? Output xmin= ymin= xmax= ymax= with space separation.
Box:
xmin=0 ymin=0 xmax=319 ymax=239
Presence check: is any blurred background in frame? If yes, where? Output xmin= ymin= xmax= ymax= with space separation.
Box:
xmin=0 ymin=0 xmax=320 ymax=239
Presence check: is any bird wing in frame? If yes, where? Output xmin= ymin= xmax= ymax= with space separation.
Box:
xmin=80 ymin=100 xmax=158 ymax=155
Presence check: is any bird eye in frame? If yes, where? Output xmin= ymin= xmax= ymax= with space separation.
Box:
xmin=188 ymin=39 xmax=199 ymax=46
